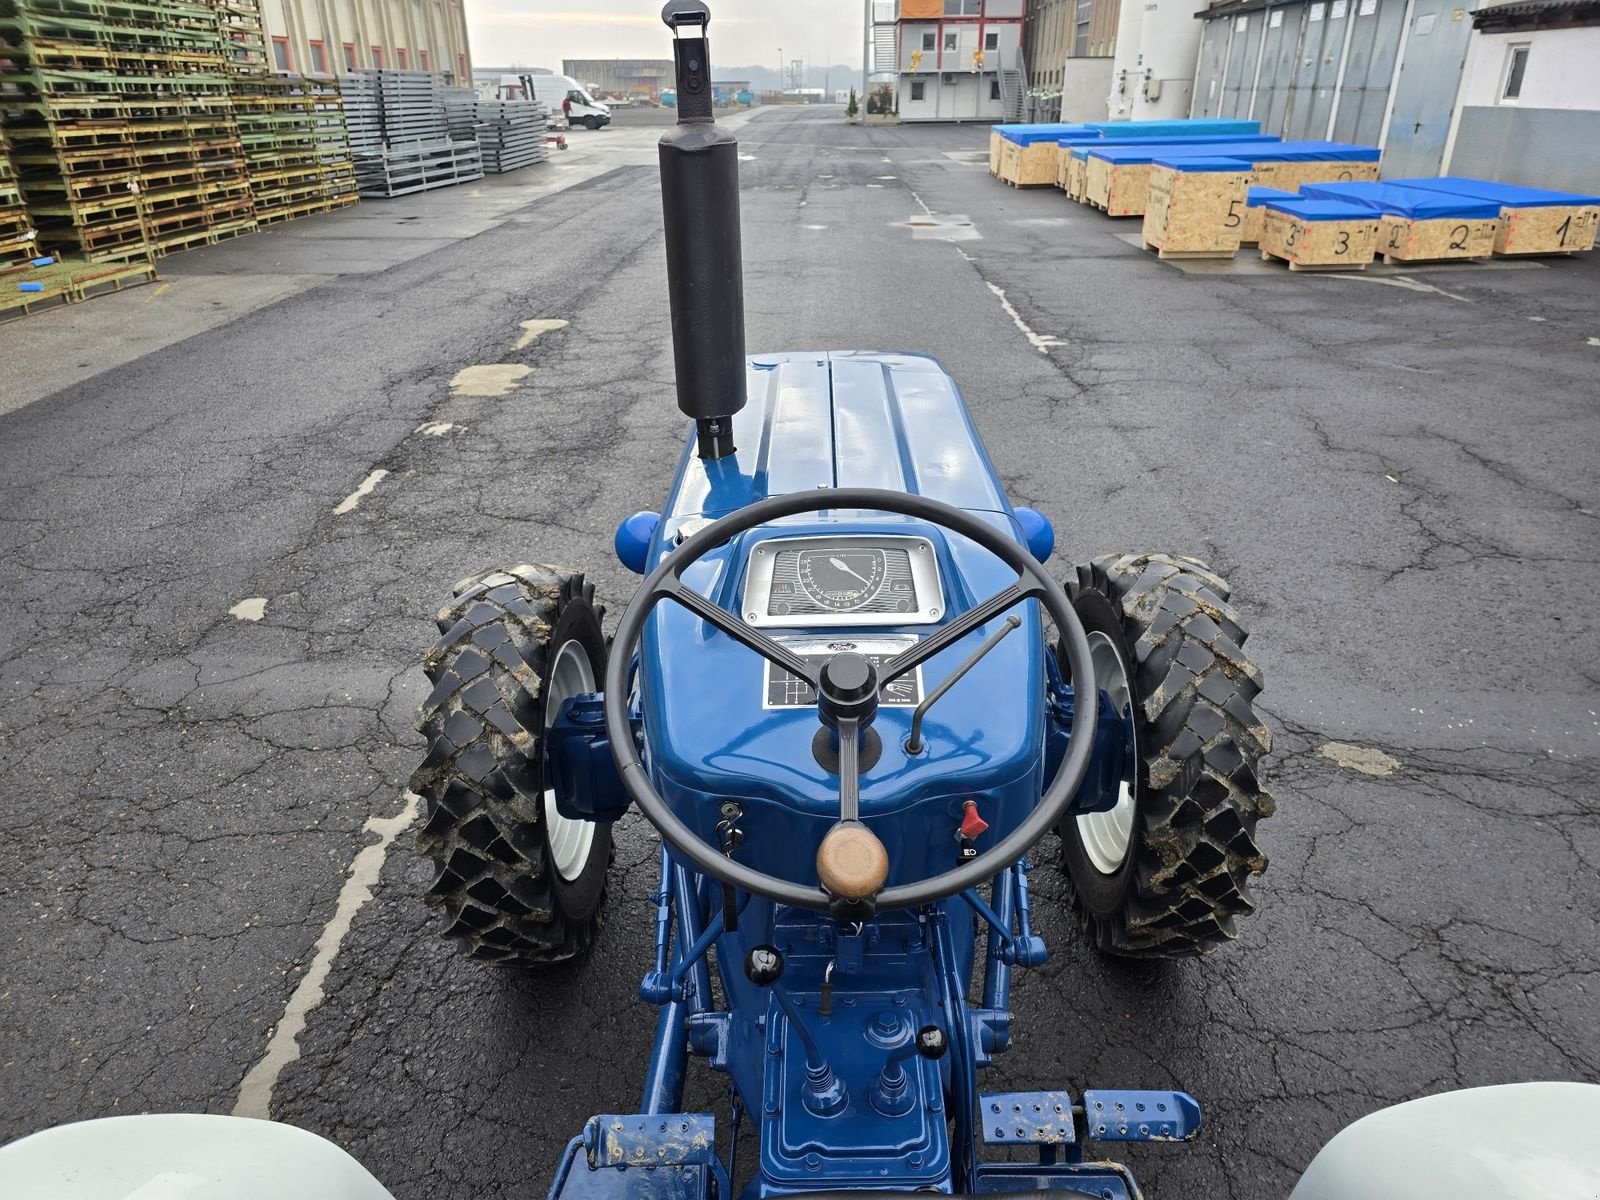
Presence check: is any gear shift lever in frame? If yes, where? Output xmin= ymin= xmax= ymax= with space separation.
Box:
xmin=870 ymin=1025 xmax=948 ymax=1116
xmin=745 ymin=945 xmax=847 ymax=1116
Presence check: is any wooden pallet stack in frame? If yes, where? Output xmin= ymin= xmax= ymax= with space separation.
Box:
xmin=231 ymin=75 xmax=355 ymax=224
xmin=341 ymin=69 xmax=482 ymax=197
xmin=0 ymin=0 xmax=255 ymax=260
xmin=0 ymin=126 xmax=38 ymax=269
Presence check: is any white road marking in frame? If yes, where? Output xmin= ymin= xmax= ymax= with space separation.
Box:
xmin=229 ymin=597 xmax=267 ymax=621
xmin=985 ymin=281 xmax=1064 ymax=353
xmin=877 ymin=175 xmax=897 ymax=180
xmin=867 ymin=184 xmax=884 ymax=189
xmin=450 ymin=364 xmax=531 ymax=397
xmin=1527 ymin=315 xmax=1546 ymax=322
xmin=1318 ymin=741 xmax=1401 ymax=777
xmin=738 ymin=153 xmax=757 ymax=161
xmin=233 ymin=792 xmax=421 ymax=1119
xmin=414 ymin=422 xmax=458 ymax=436
xmin=1328 ymin=274 xmax=1471 ymax=302
xmin=1588 ymin=337 xmax=1600 ymax=347
xmin=514 ymin=319 xmax=569 ymax=350
xmin=333 ymin=469 xmax=389 ymax=515
xmin=802 ymin=224 xmax=828 ymax=231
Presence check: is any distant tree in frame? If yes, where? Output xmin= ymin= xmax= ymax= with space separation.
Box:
xmin=846 ymin=88 xmax=858 ymax=119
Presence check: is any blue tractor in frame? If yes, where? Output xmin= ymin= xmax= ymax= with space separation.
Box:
xmin=408 ymin=4 xmax=1274 ymax=1198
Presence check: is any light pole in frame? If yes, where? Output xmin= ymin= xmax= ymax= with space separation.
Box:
xmin=778 ymin=47 xmax=782 ymax=95
xmin=861 ymin=0 xmax=870 ymax=110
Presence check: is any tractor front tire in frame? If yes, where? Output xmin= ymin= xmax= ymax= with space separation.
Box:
xmin=1058 ymin=553 xmax=1274 ymax=957
xmin=411 ymin=565 xmax=612 ymax=965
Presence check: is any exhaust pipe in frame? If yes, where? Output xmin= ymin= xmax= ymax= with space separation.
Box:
xmin=660 ymin=0 xmax=746 ymax=461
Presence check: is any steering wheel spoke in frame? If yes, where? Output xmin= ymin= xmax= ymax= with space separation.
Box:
xmin=879 ymin=574 xmax=1044 ymax=686
xmin=657 ymin=573 xmax=817 ymax=683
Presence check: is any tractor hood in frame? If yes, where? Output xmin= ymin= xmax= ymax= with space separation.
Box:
xmin=661 ymin=352 xmax=1013 ymax=534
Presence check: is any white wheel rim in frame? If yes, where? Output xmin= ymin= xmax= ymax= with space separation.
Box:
xmin=543 ymin=639 xmax=598 ymax=883
xmin=1075 ymin=630 xmax=1138 ymax=876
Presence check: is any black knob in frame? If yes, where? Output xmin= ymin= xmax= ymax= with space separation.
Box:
xmin=745 ymin=944 xmax=784 ymax=987
xmin=914 ymin=1025 xmax=948 ymax=1060
xmin=820 ymin=653 xmax=875 ymax=704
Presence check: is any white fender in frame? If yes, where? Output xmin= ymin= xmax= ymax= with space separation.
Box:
xmin=0 ymin=1114 xmax=396 ymax=1200
xmin=1290 ymin=1082 xmax=1600 ymax=1200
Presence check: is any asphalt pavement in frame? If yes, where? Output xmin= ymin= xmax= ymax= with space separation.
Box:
xmin=1 ymin=104 xmax=1597 ymax=1200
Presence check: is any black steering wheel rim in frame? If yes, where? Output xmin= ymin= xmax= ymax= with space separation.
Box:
xmin=603 ymin=486 xmax=1098 ymax=911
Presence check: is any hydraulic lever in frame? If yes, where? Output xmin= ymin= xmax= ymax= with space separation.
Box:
xmin=905 ymin=615 xmax=1021 ymax=754
xmin=745 ymin=945 xmax=847 ymax=1116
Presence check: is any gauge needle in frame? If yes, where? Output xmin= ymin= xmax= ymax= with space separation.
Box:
xmin=829 ymin=556 xmax=873 ymax=586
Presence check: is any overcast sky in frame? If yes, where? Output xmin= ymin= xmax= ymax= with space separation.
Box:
xmin=467 ymin=0 xmax=868 ymax=71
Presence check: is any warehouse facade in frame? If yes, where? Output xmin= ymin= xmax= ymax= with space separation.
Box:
xmin=562 ymin=59 xmax=675 ymax=99
xmin=1444 ymin=0 xmax=1600 ymax=192
xmin=1023 ymin=0 xmax=1120 ymax=121
xmin=260 ymin=0 xmax=473 ymax=82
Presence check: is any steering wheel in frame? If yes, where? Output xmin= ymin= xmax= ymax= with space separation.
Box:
xmin=603 ymin=487 xmax=1098 ymax=914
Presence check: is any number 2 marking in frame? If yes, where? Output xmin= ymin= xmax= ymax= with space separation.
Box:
xmin=1448 ymin=224 xmax=1470 ymax=251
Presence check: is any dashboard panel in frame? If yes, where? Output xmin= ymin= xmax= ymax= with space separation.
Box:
xmin=743 ymin=534 xmax=944 ymax=628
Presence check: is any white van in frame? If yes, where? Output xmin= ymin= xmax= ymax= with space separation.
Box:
xmin=500 ymin=74 xmax=611 ymax=129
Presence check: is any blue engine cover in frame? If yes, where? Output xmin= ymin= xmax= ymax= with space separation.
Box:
xmin=639 ymin=353 xmax=1047 ymax=893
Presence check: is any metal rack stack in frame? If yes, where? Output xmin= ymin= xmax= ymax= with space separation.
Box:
xmin=446 ymin=95 xmax=549 ymax=174
xmin=231 ymin=74 xmax=355 ymax=224
xmin=0 ymin=126 xmax=37 ymax=269
xmin=0 ymin=0 xmax=255 ymax=260
xmin=340 ymin=69 xmax=481 ymax=196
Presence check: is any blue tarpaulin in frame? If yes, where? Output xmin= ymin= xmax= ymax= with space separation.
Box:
xmin=1387 ymin=176 xmax=1600 ymax=209
xmin=1263 ymin=198 xmax=1379 ymax=222
xmin=1060 ymin=133 xmax=1280 ymax=151
xmin=1300 ymin=181 xmax=1502 ymax=219
xmin=1247 ymin=186 xmax=1297 ymax=207
xmin=1085 ymin=118 xmax=1261 ymax=138
xmin=997 ymin=124 xmax=1102 ymax=146
xmin=1153 ymin=157 xmax=1256 ymax=172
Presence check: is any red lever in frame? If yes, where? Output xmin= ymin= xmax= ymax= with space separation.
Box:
xmin=960 ymin=800 xmax=989 ymax=841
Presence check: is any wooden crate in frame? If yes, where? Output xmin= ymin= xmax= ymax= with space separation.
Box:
xmin=989 ymin=130 xmax=1003 ymax=176
xmin=1240 ymin=187 xmax=1295 ymax=247
xmin=998 ymin=138 xmax=1060 ymax=187
xmin=1085 ymin=157 xmax=1159 ymax=216
xmin=1056 ymin=144 xmax=1072 ymax=190
xmin=1066 ymin=154 xmax=1088 ymax=202
xmin=1259 ymin=206 xmax=1379 ymax=271
xmin=1378 ymin=214 xmax=1498 ymax=262
xmin=1270 ymin=160 xmax=1381 ymax=191
xmin=1493 ymin=204 xmax=1600 ymax=255
xmin=1140 ymin=162 xmax=1251 ymax=259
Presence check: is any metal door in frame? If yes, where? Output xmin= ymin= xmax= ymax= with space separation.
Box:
xmin=1194 ymin=17 xmax=1232 ymax=117
xmin=1257 ymin=2 xmax=1308 ymax=134
xmin=1382 ymin=0 xmax=1472 ymax=174
xmin=1304 ymin=0 xmax=1353 ymax=135
xmin=1284 ymin=1 xmax=1335 ymax=137
xmin=1330 ymin=0 xmax=1407 ymax=144
xmin=1221 ymin=13 xmax=1264 ymax=118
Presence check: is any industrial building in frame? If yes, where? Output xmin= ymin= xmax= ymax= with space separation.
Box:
xmin=874 ymin=0 xmax=1030 ymax=123
xmin=1022 ymin=0 xmax=1119 ymax=122
xmin=260 ymin=0 xmax=474 ymax=82
xmin=562 ymin=59 xmax=675 ymax=99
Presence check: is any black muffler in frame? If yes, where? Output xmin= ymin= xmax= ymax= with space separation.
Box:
xmin=659 ymin=0 xmax=746 ymax=460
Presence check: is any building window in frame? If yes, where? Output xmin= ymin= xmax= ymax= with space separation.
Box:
xmin=1501 ymin=43 xmax=1529 ymax=101
xmin=420 ymin=49 xmax=430 ymax=71
xmin=911 ymin=80 xmax=926 ymax=100
xmin=270 ymin=36 xmax=291 ymax=71
xmin=396 ymin=47 xmax=408 ymax=68
xmin=308 ymin=40 xmax=327 ymax=74
xmin=944 ymin=0 xmax=981 ymax=13
xmin=985 ymin=32 xmax=999 ymax=50
xmin=371 ymin=46 xmax=384 ymax=68
xmin=922 ymin=30 xmax=936 ymax=50
xmin=343 ymin=42 xmax=356 ymax=69
xmin=944 ymin=32 xmax=959 ymax=51
xmin=990 ymin=78 xmax=1000 ymax=99
xmin=1074 ymin=0 xmax=1093 ymax=56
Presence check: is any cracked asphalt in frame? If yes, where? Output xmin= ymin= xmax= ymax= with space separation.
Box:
xmin=2 ymin=105 xmax=1597 ymax=1199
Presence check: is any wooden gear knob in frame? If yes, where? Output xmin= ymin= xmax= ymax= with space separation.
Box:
xmin=816 ymin=821 xmax=889 ymax=900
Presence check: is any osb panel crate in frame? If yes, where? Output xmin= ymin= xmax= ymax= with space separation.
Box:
xmin=999 ymin=139 xmax=1059 ymax=187
xmin=1056 ymin=144 xmax=1072 ymax=190
xmin=1264 ymin=160 xmax=1380 ymax=191
xmin=1379 ymin=214 xmax=1498 ymax=262
xmin=1259 ymin=207 xmax=1380 ymax=271
xmin=1085 ymin=158 xmax=1156 ymax=216
xmin=1141 ymin=163 xmax=1251 ymax=259
xmin=989 ymin=130 xmax=1003 ymax=176
xmin=1066 ymin=154 xmax=1088 ymax=202
xmin=1493 ymin=204 xmax=1599 ymax=255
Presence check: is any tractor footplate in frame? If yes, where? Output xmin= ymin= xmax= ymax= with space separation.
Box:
xmin=1080 ymin=1090 xmax=1202 ymax=1142
xmin=547 ymin=1115 xmax=723 ymax=1200
xmin=978 ymin=1091 xmax=1077 ymax=1146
